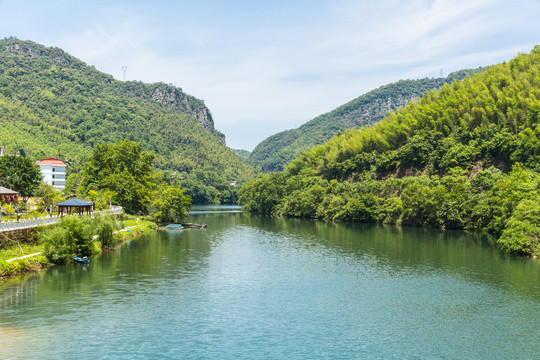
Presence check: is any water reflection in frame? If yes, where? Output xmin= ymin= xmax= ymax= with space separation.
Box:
xmin=189 ymin=204 xmax=243 ymax=214
xmin=0 ymin=210 xmax=539 ymax=359
xmin=224 ymin=213 xmax=540 ymax=299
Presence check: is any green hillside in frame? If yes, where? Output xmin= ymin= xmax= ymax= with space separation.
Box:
xmin=0 ymin=38 xmax=256 ymax=203
xmin=233 ymin=149 xmax=251 ymax=161
xmin=249 ymin=69 xmax=483 ymax=172
xmin=239 ymin=47 xmax=540 ymax=256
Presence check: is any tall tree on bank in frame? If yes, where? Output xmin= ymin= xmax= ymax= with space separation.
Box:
xmin=152 ymin=184 xmax=191 ymax=225
xmin=80 ymin=139 xmax=156 ymax=214
xmin=0 ymin=155 xmax=42 ymax=200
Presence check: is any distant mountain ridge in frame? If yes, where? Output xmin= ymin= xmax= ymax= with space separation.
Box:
xmin=0 ymin=38 xmax=255 ymax=203
xmin=2 ymin=39 xmax=224 ymax=142
xmin=249 ymin=69 xmax=484 ymax=172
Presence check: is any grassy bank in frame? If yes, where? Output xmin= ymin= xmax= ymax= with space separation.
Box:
xmin=0 ymin=243 xmax=47 ymax=278
xmin=114 ymin=215 xmax=158 ymax=244
xmin=0 ymin=214 xmax=157 ymax=279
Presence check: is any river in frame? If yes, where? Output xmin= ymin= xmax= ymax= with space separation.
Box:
xmin=1 ymin=206 xmax=539 ymax=359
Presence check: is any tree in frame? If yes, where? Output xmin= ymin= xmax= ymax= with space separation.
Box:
xmin=40 ymin=215 xmax=100 ymax=264
xmin=63 ymin=172 xmax=81 ymax=196
xmin=35 ymin=183 xmax=64 ymax=213
xmin=1 ymin=203 xmax=15 ymax=220
xmin=0 ymin=155 xmax=42 ymax=200
xmin=152 ymin=185 xmax=192 ymax=225
xmin=80 ymin=139 xmax=157 ymax=214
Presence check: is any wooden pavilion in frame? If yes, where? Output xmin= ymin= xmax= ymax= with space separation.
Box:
xmin=0 ymin=186 xmax=19 ymax=204
xmin=56 ymin=198 xmax=94 ymax=216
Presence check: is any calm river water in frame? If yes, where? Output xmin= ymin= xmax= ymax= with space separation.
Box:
xmin=1 ymin=206 xmax=540 ymax=359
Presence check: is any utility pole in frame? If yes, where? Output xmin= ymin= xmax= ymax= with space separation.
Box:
xmin=121 ymin=66 xmax=128 ymax=81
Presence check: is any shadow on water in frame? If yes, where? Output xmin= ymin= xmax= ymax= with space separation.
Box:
xmin=2 ymin=210 xmax=539 ymax=312
xmin=190 ymin=211 xmax=540 ymax=300
xmin=0 ymin=208 xmax=539 ymax=359
xmin=0 ymin=229 xmax=211 ymax=318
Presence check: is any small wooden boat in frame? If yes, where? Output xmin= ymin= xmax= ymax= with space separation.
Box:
xmin=160 ymin=223 xmax=207 ymax=230
xmin=73 ymin=256 xmax=89 ymax=265
xmin=161 ymin=224 xmax=183 ymax=230
xmin=181 ymin=223 xmax=207 ymax=229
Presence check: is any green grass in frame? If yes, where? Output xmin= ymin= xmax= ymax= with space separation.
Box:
xmin=0 ymin=215 xmax=157 ymax=277
xmin=0 ymin=212 xmax=50 ymax=223
xmin=115 ymin=216 xmax=157 ymax=242
xmin=0 ymin=243 xmax=43 ymax=260
xmin=0 ymin=243 xmax=47 ymax=277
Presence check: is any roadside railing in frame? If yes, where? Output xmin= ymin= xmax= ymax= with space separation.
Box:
xmin=0 ymin=205 xmax=123 ymax=232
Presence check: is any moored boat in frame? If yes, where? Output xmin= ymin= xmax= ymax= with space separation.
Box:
xmin=73 ymin=256 xmax=89 ymax=265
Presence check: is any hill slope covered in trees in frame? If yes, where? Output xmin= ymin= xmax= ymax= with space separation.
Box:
xmin=239 ymin=47 xmax=540 ymax=256
xmin=249 ymin=69 xmax=484 ymax=172
xmin=0 ymin=38 xmax=256 ymax=203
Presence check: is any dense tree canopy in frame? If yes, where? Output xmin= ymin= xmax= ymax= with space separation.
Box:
xmin=152 ymin=184 xmax=191 ymax=225
xmin=81 ymin=139 xmax=157 ymax=214
xmin=240 ymin=46 xmax=540 ymax=256
xmin=285 ymin=48 xmax=540 ymax=179
xmin=0 ymin=38 xmax=256 ymax=204
xmin=80 ymin=139 xmax=193 ymax=219
xmin=0 ymin=155 xmax=42 ymax=199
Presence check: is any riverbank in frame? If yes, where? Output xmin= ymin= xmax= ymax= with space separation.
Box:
xmin=238 ymin=166 xmax=540 ymax=257
xmin=0 ymin=242 xmax=47 ymax=279
xmin=2 ymin=210 xmax=538 ymax=359
xmin=0 ymin=216 xmax=158 ymax=280
xmin=113 ymin=217 xmax=158 ymax=245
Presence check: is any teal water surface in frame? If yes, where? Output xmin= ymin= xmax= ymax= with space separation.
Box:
xmin=1 ymin=208 xmax=539 ymax=359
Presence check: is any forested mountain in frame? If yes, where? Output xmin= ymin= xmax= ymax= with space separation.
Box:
xmin=0 ymin=38 xmax=256 ymax=203
xmin=239 ymin=47 xmax=540 ymax=256
xmin=249 ymin=69 xmax=484 ymax=172
xmin=233 ymin=149 xmax=251 ymax=161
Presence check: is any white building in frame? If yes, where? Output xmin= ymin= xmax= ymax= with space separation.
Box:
xmin=36 ymin=158 xmax=67 ymax=191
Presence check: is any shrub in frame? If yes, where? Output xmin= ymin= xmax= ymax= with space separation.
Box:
xmin=41 ymin=226 xmax=72 ymax=264
xmin=497 ymin=197 xmax=540 ymax=256
xmin=40 ymin=215 xmax=118 ymax=264
xmin=94 ymin=214 xmax=119 ymax=248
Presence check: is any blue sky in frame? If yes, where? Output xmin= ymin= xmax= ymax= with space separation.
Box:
xmin=1 ymin=0 xmax=540 ymax=150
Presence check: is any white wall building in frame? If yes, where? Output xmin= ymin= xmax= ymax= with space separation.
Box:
xmin=36 ymin=158 xmax=67 ymax=191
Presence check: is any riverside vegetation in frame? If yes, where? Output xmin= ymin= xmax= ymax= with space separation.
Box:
xmin=0 ymin=214 xmax=157 ymax=277
xmin=1 ymin=138 xmax=191 ymax=277
xmin=239 ymin=47 xmax=540 ymax=257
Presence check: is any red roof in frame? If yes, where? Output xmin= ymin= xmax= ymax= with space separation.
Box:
xmin=36 ymin=158 xmax=66 ymax=166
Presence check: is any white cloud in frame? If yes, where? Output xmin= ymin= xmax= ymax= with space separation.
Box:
xmin=1 ymin=0 xmax=539 ymax=149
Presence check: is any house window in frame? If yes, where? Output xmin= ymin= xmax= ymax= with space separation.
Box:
xmin=52 ymin=168 xmax=55 ymax=172
xmin=52 ymin=175 xmax=55 ymax=179
xmin=52 ymin=181 xmax=55 ymax=185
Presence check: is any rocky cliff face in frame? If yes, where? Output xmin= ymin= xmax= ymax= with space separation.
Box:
xmin=151 ymin=85 xmax=225 ymax=144
xmin=5 ymin=43 xmax=41 ymax=58
xmin=344 ymin=93 xmax=420 ymax=127
xmin=4 ymin=41 xmax=81 ymax=68
xmin=151 ymin=86 xmax=212 ymax=129
xmin=248 ymin=75 xmax=482 ymax=172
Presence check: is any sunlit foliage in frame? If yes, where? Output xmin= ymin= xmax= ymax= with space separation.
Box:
xmin=240 ymin=47 xmax=540 ymax=256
